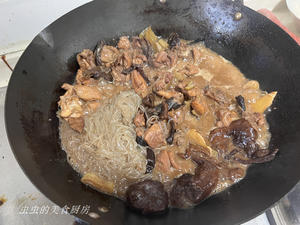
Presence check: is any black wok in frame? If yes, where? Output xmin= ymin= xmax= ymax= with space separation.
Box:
xmin=5 ymin=0 xmax=300 ymax=224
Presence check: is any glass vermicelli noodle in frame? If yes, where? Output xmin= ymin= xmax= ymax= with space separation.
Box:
xmin=60 ymin=90 xmax=150 ymax=196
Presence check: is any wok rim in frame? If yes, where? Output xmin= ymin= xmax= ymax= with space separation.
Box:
xmin=4 ymin=1 xmax=300 ymax=224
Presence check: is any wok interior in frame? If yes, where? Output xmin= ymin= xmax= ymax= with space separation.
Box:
xmin=5 ymin=0 xmax=300 ymax=224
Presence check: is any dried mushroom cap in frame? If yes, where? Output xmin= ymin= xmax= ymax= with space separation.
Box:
xmin=126 ymin=180 xmax=168 ymax=214
xmin=170 ymin=159 xmax=219 ymax=208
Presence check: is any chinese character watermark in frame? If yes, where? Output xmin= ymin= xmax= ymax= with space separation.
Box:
xmin=18 ymin=204 xmax=91 ymax=215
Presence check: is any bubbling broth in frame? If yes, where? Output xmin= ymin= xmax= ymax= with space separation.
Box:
xmin=58 ymin=27 xmax=278 ymax=213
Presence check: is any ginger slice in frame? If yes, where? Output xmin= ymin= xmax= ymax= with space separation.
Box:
xmin=251 ymin=91 xmax=277 ymax=113
xmin=81 ymin=173 xmax=114 ymax=194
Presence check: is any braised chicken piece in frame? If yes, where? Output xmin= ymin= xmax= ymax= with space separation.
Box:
xmin=153 ymin=72 xmax=173 ymax=91
xmin=168 ymin=108 xmax=185 ymax=126
xmin=120 ymin=51 xmax=132 ymax=69
xmin=74 ymin=85 xmax=102 ymax=101
xmin=75 ymin=69 xmax=85 ymax=84
xmin=61 ymin=83 xmax=74 ymax=95
xmin=153 ymin=50 xmax=177 ymax=68
xmin=155 ymin=150 xmax=171 ymax=173
xmin=153 ymin=51 xmax=169 ymax=68
xmin=176 ymin=82 xmax=201 ymax=99
xmin=144 ymin=123 xmax=166 ymax=148
xmin=77 ymin=49 xmax=96 ymax=70
xmin=117 ymin=36 xmax=131 ymax=49
xmin=82 ymin=78 xmax=99 ymax=86
xmin=204 ymin=86 xmax=231 ymax=105
xmin=59 ymin=83 xmax=83 ymax=119
xmin=68 ymin=117 xmax=85 ymax=133
xmin=133 ymin=110 xmax=146 ymax=127
xmin=216 ymin=109 xmax=239 ymax=127
xmin=156 ymin=90 xmax=184 ymax=104
xmin=133 ymin=55 xmax=146 ymax=66
xmin=131 ymin=70 xmax=148 ymax=98
xmin=58 ymin=83 xmax=85 ymax=133
xmin=112 ymin=66 xmax=130 ymax=83
xmin=132 ymin=50 xmax=147 ymax=66
xmin=191 ymin=97 xmax=207 ymax=116
xmin=100 ymin=45 xmax=119 ymax=65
